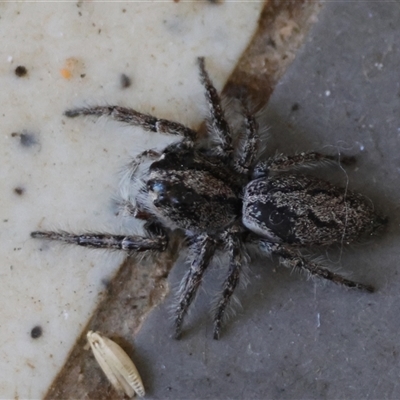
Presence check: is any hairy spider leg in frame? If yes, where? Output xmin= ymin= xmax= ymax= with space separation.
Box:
xmin=64 ymin=105 xmax=197 ymax=141
xmin=197 ymin=57 xmax=233 ymax=156
xmin=174 ymin=234 xmax=216 ymax=339
xmin=253 ymin=152 xmax=357 ymax=178
xmin=30 ymin=231 xmax=167 ymax=252
xmin=260 ymin=240 xmax=374 ymax=292
xmin=233 ymin=103 xmax=259 ymax=175
xmin=213 ymin=233 xmax=243 ymax=340
xmin=143 ymin=219 xmax=169 ymax=239
xmin=127 ymin=149 xmax=161 ymax=176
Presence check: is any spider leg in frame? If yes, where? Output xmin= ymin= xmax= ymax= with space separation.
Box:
xmin=64 ymin=106 xmax=197 ymax=141
xmin=31 ymin=231 xmax=168 ymax=252
xmin=174 ymin=233 xmax=215 ymax=339
xmin=253 ymin=152 xmax=356 ymax=178
xmin=213 ymin=233 xmax=243 ymax=340
xmin=127 ymin=149 xmax=161 ymax=176
xmin=233 ymin=103 xmax=259 ymax=175
xmin=197 ymin=57 xmax=233 ymax=156
xmin=259 ymin=240 xmax=374 ymax=292
xmin=143 ymin=218 xmax=169 ymax=240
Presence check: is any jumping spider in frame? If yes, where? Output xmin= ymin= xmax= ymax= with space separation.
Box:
xmin=32 ymin=58 xmax=386 ymax=340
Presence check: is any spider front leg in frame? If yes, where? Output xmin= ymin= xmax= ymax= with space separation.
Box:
xmin=213 ymin=232 xmax=244 ymax=340
xmin=30 ymin=231 xmax=168 ymax=253
xmin=127 ymin=149 xmax=161 ymax=176
xmin=253 ymin=152 xmax=356 ymax=178
xmin=174 ymin=233 xmax=216 ymax=339
xmin=259 ymin=240 xmax=374 ymax=292
xmin=197 ymin=57 xmax=233 ymax=157
xmin=64 ymin=105 xmax=197 ymax=141
xmin=233 ymin=103 xmax=259 ymax=175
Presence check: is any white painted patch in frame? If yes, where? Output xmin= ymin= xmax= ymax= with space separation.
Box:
xmin=0 ymin=2 xmax=263 ymax=397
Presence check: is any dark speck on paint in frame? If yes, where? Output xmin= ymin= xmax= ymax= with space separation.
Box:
xmin=15 ymin=65 xmax=28 ymax=77
xmin=120 ymin=73 xmax=132 ymax=89
xmin=11 ymin=131 xmax=39 ymax=148
xmin=14 ymin=187 xmax=25 ymax=196
xmin=31 ymin=326 xmax=43 ymax=339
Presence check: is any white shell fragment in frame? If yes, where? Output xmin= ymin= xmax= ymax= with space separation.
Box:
xmin=87 ymin=331 xmax=145 ymax=398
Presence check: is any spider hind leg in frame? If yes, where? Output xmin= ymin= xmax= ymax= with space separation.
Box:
xmin=253 ymin=152 xmax=357 ymax=179
xmin=260 ymin=240 xmax=374 ymax=292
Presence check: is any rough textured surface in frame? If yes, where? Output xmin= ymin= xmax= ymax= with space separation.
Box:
xmin=48 ymin=1 xmax=400 ymax=399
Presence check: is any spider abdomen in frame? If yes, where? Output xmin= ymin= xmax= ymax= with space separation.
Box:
xmin=242 ymin=174 xmax=379 ymax=246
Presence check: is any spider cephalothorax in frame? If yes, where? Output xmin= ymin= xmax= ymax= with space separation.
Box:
xmin=32 ymin=58 xmax=386 ymax=340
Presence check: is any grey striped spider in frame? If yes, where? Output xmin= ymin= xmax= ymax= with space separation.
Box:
xmin=32 ymin=58 xmax=386 ymax=339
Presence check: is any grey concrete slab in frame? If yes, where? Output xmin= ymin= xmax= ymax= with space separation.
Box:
xmin=134 ymin=2 xmax=400 ymax=399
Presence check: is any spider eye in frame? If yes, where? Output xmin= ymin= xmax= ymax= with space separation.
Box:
xmin=149 ymin=181 xmax=164 ymax=193
xmin=147 ymin=180 xmax=168 ymax=205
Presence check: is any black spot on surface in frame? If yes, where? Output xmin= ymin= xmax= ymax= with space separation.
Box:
xmin=31 ymin=326 xmax=43 ymax=339
xmin=11 ymin=131 xmax=39 ymax=148
xmin=14 ymin=187 xmax=25 ymax=196
xmin=15 ymin=65 xmax=28 ymax=77
xmin=291 ymin=103 xmax=300 ymax=112
xmin=120 ymin=73 xmax=131 ymax=89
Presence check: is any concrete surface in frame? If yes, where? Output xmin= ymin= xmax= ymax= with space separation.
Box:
xmin=130 ymin=3 xmax=400 ymax=399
